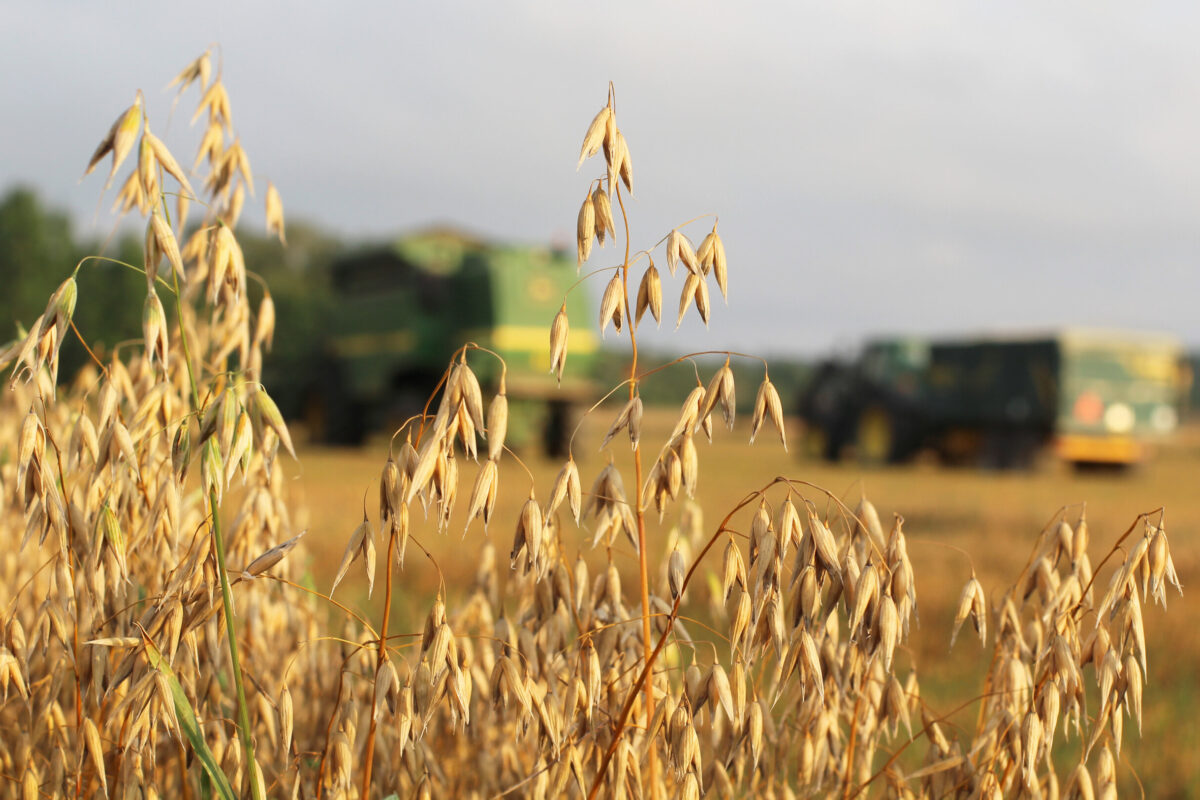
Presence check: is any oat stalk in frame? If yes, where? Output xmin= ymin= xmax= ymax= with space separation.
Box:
xmin=360 ymin=526 xmax=397 ymax=797
xmin=206 ymin=478 xmax=263 ymax=800
xmin=165 ymin=197 xmax=264 ymax=800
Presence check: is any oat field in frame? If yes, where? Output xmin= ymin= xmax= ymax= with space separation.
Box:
xmin=289 ymin=412 xmax=1200 ymax=798
xmin=0 ymin=54 xmax=1192 ymax=799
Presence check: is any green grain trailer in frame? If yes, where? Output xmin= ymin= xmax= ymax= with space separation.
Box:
xmin=798 ymin=329 xmax=1185 ymax=468
xmin=303 ymin=229 xmax=597 ymax=453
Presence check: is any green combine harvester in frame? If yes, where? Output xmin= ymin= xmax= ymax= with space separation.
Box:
xmin=302 ymin=229 xmax=597 ymax=454
xmin=797 ymin=329 xmax=1188 ymax=468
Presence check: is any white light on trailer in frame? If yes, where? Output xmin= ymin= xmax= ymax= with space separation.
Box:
xmin=1104 ymin=402 xmax=1134 ymax=434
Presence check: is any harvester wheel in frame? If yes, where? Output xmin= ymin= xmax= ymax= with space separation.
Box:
xmin=801 ymin=422 xmax=839 ymax=462
xmin=543 ymin=401 xmax=573 ymax=458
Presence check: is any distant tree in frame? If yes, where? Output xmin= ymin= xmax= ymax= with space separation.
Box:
xmin=0 ymin=187 xmax=82 ymax=337
xmin=236 ymin=221 xmax=344 ymax=414
xmin=0 ymin=187 xmax=160 ymax=376
xmin=0 ymin=188 xmax=348 ymax=398
xmin=68 ymin=231 xmax=145 ymax=370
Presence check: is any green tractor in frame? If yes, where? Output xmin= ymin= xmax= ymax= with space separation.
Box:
xmin=798 ymin=330 xmax=1186 ymax=469
xmin=302 ymin=228 xmax=598 ymax=454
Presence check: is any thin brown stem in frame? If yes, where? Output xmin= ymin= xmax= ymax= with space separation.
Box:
xmin=1074 ymin=509 xmax=1162 ymax=607
xmin=315 ymin=652 xmax=357 ymax=800
xmin=587 ymin=481 xmax=781 ymax=800
xmin=613 ymin=155 xmax=659 ymax=797
xmin=68 ymin=319 xmax=110 ymax=379
xmin=360 ymin=529 xmax=397 ymax=798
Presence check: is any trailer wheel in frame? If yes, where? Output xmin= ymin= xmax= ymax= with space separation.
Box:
xmin=981 ymin=429 xmax=1044 ymax=470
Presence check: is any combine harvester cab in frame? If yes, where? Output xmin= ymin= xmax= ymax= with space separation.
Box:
xmin=305 ymin=229 xmax=597 ymax=453
xmin=798 ymin=329 xmax=1186 ymax=469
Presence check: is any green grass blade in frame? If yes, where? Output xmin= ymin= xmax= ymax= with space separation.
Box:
xmin=143 ymin=636 xmax=239 ymax=800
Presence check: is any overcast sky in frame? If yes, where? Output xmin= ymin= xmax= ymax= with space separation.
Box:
xmin=3 ymin=3 xmax=1199 ymax=357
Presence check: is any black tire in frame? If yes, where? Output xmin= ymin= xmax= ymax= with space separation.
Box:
xmin=1071 ymin=460 xmax=1133 ymax=475
xmin=543 ymin=401 xmax=572 ymax=458
xmin=981 ymin=429 xmax=1044 ymax=470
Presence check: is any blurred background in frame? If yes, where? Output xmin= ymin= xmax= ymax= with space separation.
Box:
xmin=4 ymin=2 xmax=1200 ymax=461
xmin=3 ymin=3 xmax=1200 ymax=792
xmin=5 ymin=3 xmax=1200 ymax=358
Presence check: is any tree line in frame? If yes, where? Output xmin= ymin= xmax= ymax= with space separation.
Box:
xmin=0 ymin=186 xmax=341 ymax=409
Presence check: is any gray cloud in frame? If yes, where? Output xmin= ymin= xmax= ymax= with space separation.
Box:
xmin=3 ymin=2 xmax=1198 ymax=356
